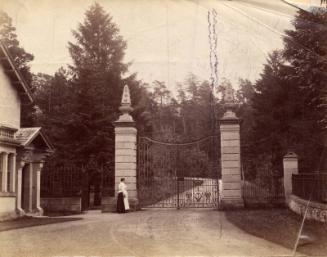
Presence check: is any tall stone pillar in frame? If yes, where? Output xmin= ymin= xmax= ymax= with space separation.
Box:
xmin=283 ymin=152 xmax=298 ymax=203
xmin=114 ymin=85 xmax=139 ymax=210
xmin=219 ymin=85 xmax=244 ymax=209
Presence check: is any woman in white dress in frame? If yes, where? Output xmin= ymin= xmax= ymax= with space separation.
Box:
xmin=117 ymin=178 xmax=130 ymax=213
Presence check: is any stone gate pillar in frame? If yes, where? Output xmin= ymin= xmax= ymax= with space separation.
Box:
xmin=219 ymin=85 xmax=244 ymax=209
xmin=114 ymin=85 xmax=139 ymax=210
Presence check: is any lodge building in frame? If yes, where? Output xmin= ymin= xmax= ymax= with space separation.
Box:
xmin=0 ymin=41 xmax=53 ymax=220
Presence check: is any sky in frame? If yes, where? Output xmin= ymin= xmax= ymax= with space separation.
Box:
xmin=0 ymin=0 xmax=296 ymax=91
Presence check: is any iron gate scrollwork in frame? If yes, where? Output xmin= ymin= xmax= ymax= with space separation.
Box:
xmin=137 ymin=135 xmax=220 ymax=208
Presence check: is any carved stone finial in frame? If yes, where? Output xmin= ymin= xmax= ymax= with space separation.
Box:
xmin=121 ymin=85 xmax=131 ymax=105
xmin=116 ymin=85 xmax=134 ymax=123
xmin=222 ymin=84 xmax=238 ymax=120
xmin=223 ymin=84 xmax=235 ymax=104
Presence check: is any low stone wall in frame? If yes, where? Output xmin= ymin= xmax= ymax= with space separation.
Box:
xmin=0 ymin=196 xmax=18 ymax=221
xmin=288 ymin=194 xmax=327 ymax=223
xmin=101 ymin=196 xmax=116 ymax=212
xmin=41 ymin=197 xmax=82 ymax=213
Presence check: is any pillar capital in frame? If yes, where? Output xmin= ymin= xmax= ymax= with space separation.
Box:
xmin=33 ymin=162 xmax=44 ymax=171
xmin=114 ymin=121 xmax=135 ymax=128
xmin=18 ymin=161 xmax=25 ymax=169
xmin=283 ymin=151 xmax=298 ymax=160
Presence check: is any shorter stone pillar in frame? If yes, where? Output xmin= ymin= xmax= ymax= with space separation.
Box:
xmin=219 ymin=84 xmax=244 ymax=209
xmin=283 ymin=151 xmax=298 ymax=203
xmin=16 ymin=161 xmax=25 ymax=215
xmin=35 ymin=163 xmax=44 ymax=215
xmin=28 ymin=163 xmax=33 ymax=212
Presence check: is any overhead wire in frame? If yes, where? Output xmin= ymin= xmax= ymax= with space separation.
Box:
xmin=191 ymin=0 xmax=327 ymax=64
xmin=220 ymin=1 xmax=327 ymax=63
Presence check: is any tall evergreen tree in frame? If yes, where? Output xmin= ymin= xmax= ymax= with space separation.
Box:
xmin=33 ymin=69 xmax=73 ymax=154
xmin=245 ymin=9 xmax=327 ymax=173
xmin=283 ymin=9 xmax=327 ymax=129
xmin=64 ymin=3 xmax=142 ymax=164
xmin=282 ymin=9 xmax=327 ymax=170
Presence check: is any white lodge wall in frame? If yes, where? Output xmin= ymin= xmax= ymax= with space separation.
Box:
xmin=0 ymin=66 xmax=21 ymax=128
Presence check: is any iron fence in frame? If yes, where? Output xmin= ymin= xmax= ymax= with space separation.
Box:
xmin=41 ymin=164 xmax=83 ymax=197
xmin=41 ymin=162 xmax=114 ymax=198
xmin=242 ymin=177 xmax=285 ymax=207
xmin=292 ymin=172 xmax=327 ymax=203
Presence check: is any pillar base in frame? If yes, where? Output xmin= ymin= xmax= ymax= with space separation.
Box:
xmin=16 ymin=208 xmax=25 ymax=217
xmin=101 ymin=197 xmax=116 ymax=212
xmin=129 ymin=198 xmax=141 ymax=211
xmin=219 ymin=198 xmax=244 ymax=209
xmin=36 ymin=207 xmax=44 ymax=216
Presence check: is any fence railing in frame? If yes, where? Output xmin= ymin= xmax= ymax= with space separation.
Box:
xmin=242 ymin=177 xmax=285 ymax=206
xmin=41 ymin=165 xmax=84 ymax=197
xmin=292 ymin=172 xmax=327 ymax=203
xmin=41 ymin=163 xmax=114 ymax=198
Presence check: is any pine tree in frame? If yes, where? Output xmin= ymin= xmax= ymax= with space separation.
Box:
xmin=282 ymin=9 xmax=327 ymax=171
xmin=283 ymin=9 xmax=327 ymax=130
xmin=33 ymin=69 xmax=73 ymax=154
xmin=64 ymin=3 xmax=143 ymax=164
xmin=246 ymin=9 xmax=327 ymax=173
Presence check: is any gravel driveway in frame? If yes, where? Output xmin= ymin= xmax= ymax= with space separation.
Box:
xmin=0 ymin=209 xmax=294 ymax=257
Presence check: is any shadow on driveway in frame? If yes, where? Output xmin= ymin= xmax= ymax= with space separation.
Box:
xmin=0 ymin=216 xmax=82 ymax=232
xmin=225 ymin=208 xmax=327 ymax=256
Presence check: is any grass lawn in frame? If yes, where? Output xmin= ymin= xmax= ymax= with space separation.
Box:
xmin=0 ymin=216 xmax=82 ymax=232
xmin=225 ymin=208 xmax=327 ymax=256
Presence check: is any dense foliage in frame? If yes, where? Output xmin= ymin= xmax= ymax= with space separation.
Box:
xmin=2 ymin=4 xmax=326 ymax=181
xmin=34 ymin=3 xmax=148 ymax=165
xmin=241 ymin=9 xmax=327 ymax=174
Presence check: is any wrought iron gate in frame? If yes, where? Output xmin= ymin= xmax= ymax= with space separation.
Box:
xmin=137 ymin=135 xmax=220 ymax=208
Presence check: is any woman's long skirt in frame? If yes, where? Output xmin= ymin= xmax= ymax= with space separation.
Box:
xmin=116 ymin=192 xmax=125 ymax=213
